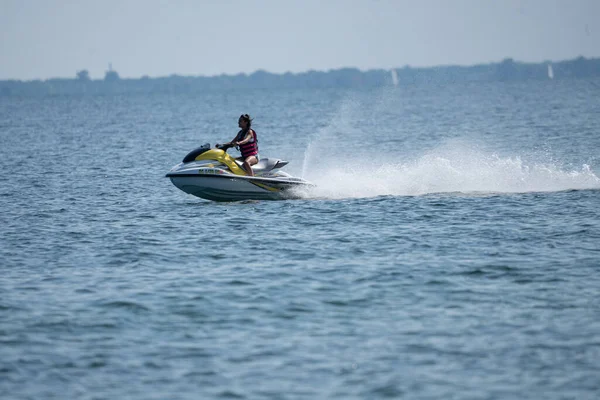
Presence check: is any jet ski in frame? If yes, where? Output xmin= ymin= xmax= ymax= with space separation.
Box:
xmin=166 ymin=143 xmax=313 ymax=201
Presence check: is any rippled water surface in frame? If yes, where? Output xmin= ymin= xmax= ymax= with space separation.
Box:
xmin=2 ymin=80 xmax=600 ymax=399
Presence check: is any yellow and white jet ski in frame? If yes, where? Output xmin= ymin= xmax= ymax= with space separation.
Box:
xmin=166 ymin=143 xmax=312 ymax=201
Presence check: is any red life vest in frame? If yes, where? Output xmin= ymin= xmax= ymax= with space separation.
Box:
xmin=238 ymin=129 xmax=258 ymax=158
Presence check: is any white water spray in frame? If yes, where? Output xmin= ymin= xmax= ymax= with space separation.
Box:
xmin=297 ymin=91 xmax=600 ymax=200
xmin=300 ymin=147 xmax=599 ymax=199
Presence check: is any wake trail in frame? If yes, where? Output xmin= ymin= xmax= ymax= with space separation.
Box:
xmin=298 ymin=146 xmax=600 ymax=199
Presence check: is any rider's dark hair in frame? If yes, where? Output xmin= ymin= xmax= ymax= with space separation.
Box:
xmin=239 ymin=114 xmax=253 ymax=127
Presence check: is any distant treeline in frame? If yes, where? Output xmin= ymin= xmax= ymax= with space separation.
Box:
xmin=1 ymin=57 xmax=599 ymax=96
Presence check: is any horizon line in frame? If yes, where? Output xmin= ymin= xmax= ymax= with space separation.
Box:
xmin=1 ymin=55 xmax=596 ymax=82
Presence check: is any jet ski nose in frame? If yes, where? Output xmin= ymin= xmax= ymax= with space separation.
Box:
xmin=182 ymin=143 xmax=211 ymax=163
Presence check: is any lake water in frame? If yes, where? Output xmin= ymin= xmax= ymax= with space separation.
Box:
xmin=1 ymin=79 xmax=600 ymax=399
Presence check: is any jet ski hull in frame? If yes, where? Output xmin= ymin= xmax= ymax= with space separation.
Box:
xmin=168 ymin=175 xmax=308 ymax=202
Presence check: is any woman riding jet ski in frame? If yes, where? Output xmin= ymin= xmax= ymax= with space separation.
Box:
xmin=223 ymin=114 xmax=259 ymax=176
xmin=166 ymin=115 xmax=312 ymax=202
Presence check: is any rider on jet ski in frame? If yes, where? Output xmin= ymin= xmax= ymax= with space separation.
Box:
xmin=225 ymin=114 xmax=259 ymax=176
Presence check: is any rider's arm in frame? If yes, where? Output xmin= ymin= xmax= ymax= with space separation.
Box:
xmin=235 ymin=130 xmax=253 ymax=145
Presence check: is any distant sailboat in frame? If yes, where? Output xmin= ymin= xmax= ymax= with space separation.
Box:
xmin=390 ymin=69 xmax=399 ymax=86
xmin=547 ymin=64 xmax=554 ymax=79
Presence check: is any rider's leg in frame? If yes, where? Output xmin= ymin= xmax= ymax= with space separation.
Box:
xmin=243 ymin=155 xmax=258 ymax=176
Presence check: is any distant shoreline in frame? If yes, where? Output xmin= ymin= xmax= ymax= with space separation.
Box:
xmin=1 ymin=56 xmax=599 ymax=96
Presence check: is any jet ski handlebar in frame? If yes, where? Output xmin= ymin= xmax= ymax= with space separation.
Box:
xmin=216 ymin=143 xmax=235 ymax=151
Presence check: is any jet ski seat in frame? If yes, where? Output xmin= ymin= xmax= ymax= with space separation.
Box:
xmin=235 ymin=158 xmax=289 ymax=174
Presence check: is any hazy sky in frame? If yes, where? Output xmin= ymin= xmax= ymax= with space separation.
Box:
xmin=1 ymin=0 xmax=598 ymax=80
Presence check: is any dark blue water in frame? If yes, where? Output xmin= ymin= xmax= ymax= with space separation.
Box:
xmin=2 ymin=79 xmax=600 ymax=399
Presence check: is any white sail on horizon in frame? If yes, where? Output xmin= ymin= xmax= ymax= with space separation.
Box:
xmin=391 ymin=69 xmax=399 ymax=86
xmin=548 ymin=64 xmax=554 ymax=79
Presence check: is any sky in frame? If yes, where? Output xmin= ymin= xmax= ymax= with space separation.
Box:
xmin=0 ymin=0 xmax=598 ymax=80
